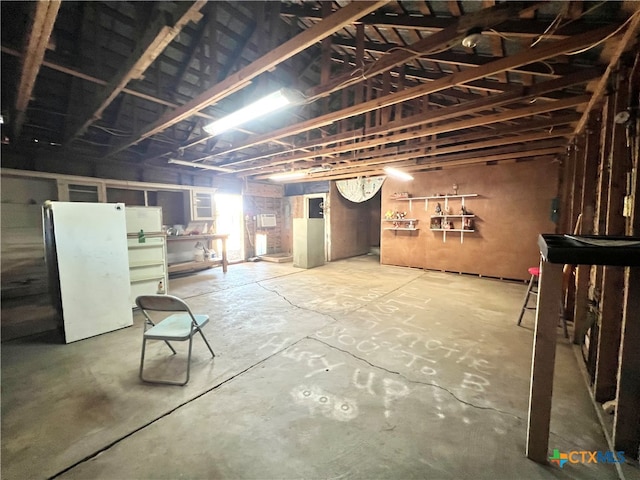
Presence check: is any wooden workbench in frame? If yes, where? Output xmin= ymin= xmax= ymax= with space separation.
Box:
xmin=166 ymin=233 xmax=229 ymax=275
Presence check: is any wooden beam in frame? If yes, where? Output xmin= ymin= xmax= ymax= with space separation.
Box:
xmin=0 ymin=44 xmax=243 ymax=128
xmin=613 ymin=266 xmax=640 ymax=459
xmin=171 ymin=9 xmax=211 ymax=100
xmin=205 ymin=25 xmax=617 ymax=160
xmin=103 ymin=1 xmax=389 ymax=158
xmin=594 ymin=68 xmax=631 ymax=402
xmin=65 ymin=1 xmax=206 ymax=143
xmin=613 ymin=56 xmax=640 ymax=453
xmin=278 ymin=4 xmax=598 ymax=39
xmin=230 ymin=95 xmax=588 ymax=170
xmin=526 ymin=261 xmax=564 ymax=463
xmin=574 ymin=11 xmax=640 ymax=134
xmin=13 ymin=0 xmax=61 ymax=139
xmin=257 ymin=152 xmax=561 ymax=182
xmin=239 ymin=131 xmax=571 ymax=176
xmin=572 ymin=112 xmax=600 ymax=344
xmin=332 ymin=40 xmax=580 ymax=78
xmin=217 ymin=113 xmax=579 ymax=168
xmin=250 ymin=143 xmax=566 ymax=180
xmin=306 ymin=3 xmax=523 ymax=99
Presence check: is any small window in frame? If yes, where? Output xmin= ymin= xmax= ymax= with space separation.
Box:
xmin=69 ymin=184 xmax=99 ymax=202
xmin=192 ymin=191 xmax=215 ymax=220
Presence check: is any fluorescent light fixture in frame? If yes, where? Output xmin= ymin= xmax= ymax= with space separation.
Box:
xmin=168 ymin=158 xmax=234 ymax=173
xmin=269 ymin=171 xmax=307 ymax=181
xmin=384 ymin=167 xmax=414 ymax=181
xmin=203 ymin=88 xmax=302 ymax=137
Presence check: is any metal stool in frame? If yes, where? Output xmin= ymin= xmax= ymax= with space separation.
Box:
xmin=517 ymin=266 xmax=568 ymax=338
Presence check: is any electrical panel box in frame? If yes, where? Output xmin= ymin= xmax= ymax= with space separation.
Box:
xmin=258 ymin=213 xmax=277 ymax=228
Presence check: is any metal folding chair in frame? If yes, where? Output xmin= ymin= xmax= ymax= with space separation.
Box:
xmin=136 ymin=294 xmax=215 ymax=386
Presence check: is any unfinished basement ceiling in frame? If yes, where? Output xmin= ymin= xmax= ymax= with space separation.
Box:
xmin=1 ymin=1 xmax=639 ymax=183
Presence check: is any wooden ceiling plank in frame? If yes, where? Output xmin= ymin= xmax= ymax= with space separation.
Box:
xmin=171 ymin=10 xmax=211 ymax=100
xmin=103 ymin=0 xmax=389 ymax=158
xmin=65 ymin=1 xmax=206 ymax=144
xmin=306 ymin=3 xmax=523 ymax=99
xmin=574 ymin=11 xmax=640 ymax=134
xmin=13 ymin=0 xmax=61 ymax=139
xmin=206 ymin=25 xmax=615 ymax=160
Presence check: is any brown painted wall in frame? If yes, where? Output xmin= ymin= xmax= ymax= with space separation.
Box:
xmin=329 ymin=182 xmax=375 ymax=260
xmin=381 ymin=159 xmax=559 ymax=280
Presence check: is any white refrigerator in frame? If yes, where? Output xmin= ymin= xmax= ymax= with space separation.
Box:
xmin=43 ymin=201 xmax=133 ymax=343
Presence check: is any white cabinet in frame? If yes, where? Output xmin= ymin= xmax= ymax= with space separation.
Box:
xmin=127 ymin=235 xmax=168 ymax=306
xmin=125 ymin=206 xmax=168 ymax=306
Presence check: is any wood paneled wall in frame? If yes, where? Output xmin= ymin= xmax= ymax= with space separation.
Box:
xmin=381 ymin=159 xmax=559 ymax=281
xmin=329 ymin=182 xmax=377 ymax=260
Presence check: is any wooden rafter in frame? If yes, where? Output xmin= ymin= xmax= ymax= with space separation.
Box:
xmin=244 ymin=130 xmax=573 ymax=178
xmin=203 ymin=25 xmax=616 ymax=162
xmin=574 ymin=10 xmax=640 ymax=134
xmin=236 ymin=94 xmax=589 ymax=175
xmin=278 ymin=4 xmax=601 ymax=39
xmin=65 ymin=1 xmax=206 ymax=144
xmin=306 ymin=2 xmax=523 ymax=99
xmin=13 ymin=0 xmax=61 ymax=139
xmin=219 ymin=69 xmax=600 ymax=170
xmin=103 ymin=0 xmax=390 ymax=159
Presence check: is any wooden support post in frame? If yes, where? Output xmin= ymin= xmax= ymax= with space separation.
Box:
xmin=594 ymin=71 xmax=630 ymax=402
xmin=573 ymin=112 xmax=600 ymax=344
xmin=558 ymin=144 xmax=576 ymax=234
xmin=613 ymin=266 xmax=640 ymax=459
xmin=613 ymin=58 xmax=640 ymax=453
xmin=563 ymin=134 xmax=586 ymax=321
xmin=526 ymin=260 xmax=564 ymax=463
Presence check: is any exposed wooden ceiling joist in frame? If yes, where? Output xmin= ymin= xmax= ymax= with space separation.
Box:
xmin=218 ymin=68 xmax=599 ymax=170
xmin=574 ymin=10 xmax=640 ymax=134
xmin=233 ymin=94 xmax=589 ymax=174
xmin=103 ymin=0 xmax=390 ymax=158
xmin=2 ymin=1 xmax=634 ymax=183
xmin=65 ymin=1 xmax=206 ymax=144
xmin=305 ymin=2 xmax=523 ymax=99
xmin=203 ymin=25 xmax=616 ymax=164
xmin=13 ymin=0 xmax=61 ymax=139
xmin=278 ymin=3 xmax=612 ymax=39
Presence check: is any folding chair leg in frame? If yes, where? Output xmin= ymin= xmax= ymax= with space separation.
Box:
xmin=140 ymin=336 xmax=192 ymax=386
xmin=197 ymin=328 xmax=216 ymax=358
xmin=163 ymin=340 xmax=177 ymax=354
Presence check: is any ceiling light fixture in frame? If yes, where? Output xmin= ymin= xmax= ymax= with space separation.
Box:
xmin=383 ymin=167 xmax=414 ymax=181
xmin=203 ymin=88 xmax=303 ymax=137
xmin=269 ymin=171 xmax=307 ymax=181
xmin=461 ymin=27 xmax=483 ymax=49
xmin=168 ymin=158 xmax=234 ymax=173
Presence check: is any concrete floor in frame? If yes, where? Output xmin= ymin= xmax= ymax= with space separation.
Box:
xmin=1 ymin=255 xmax=632 ymax=479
